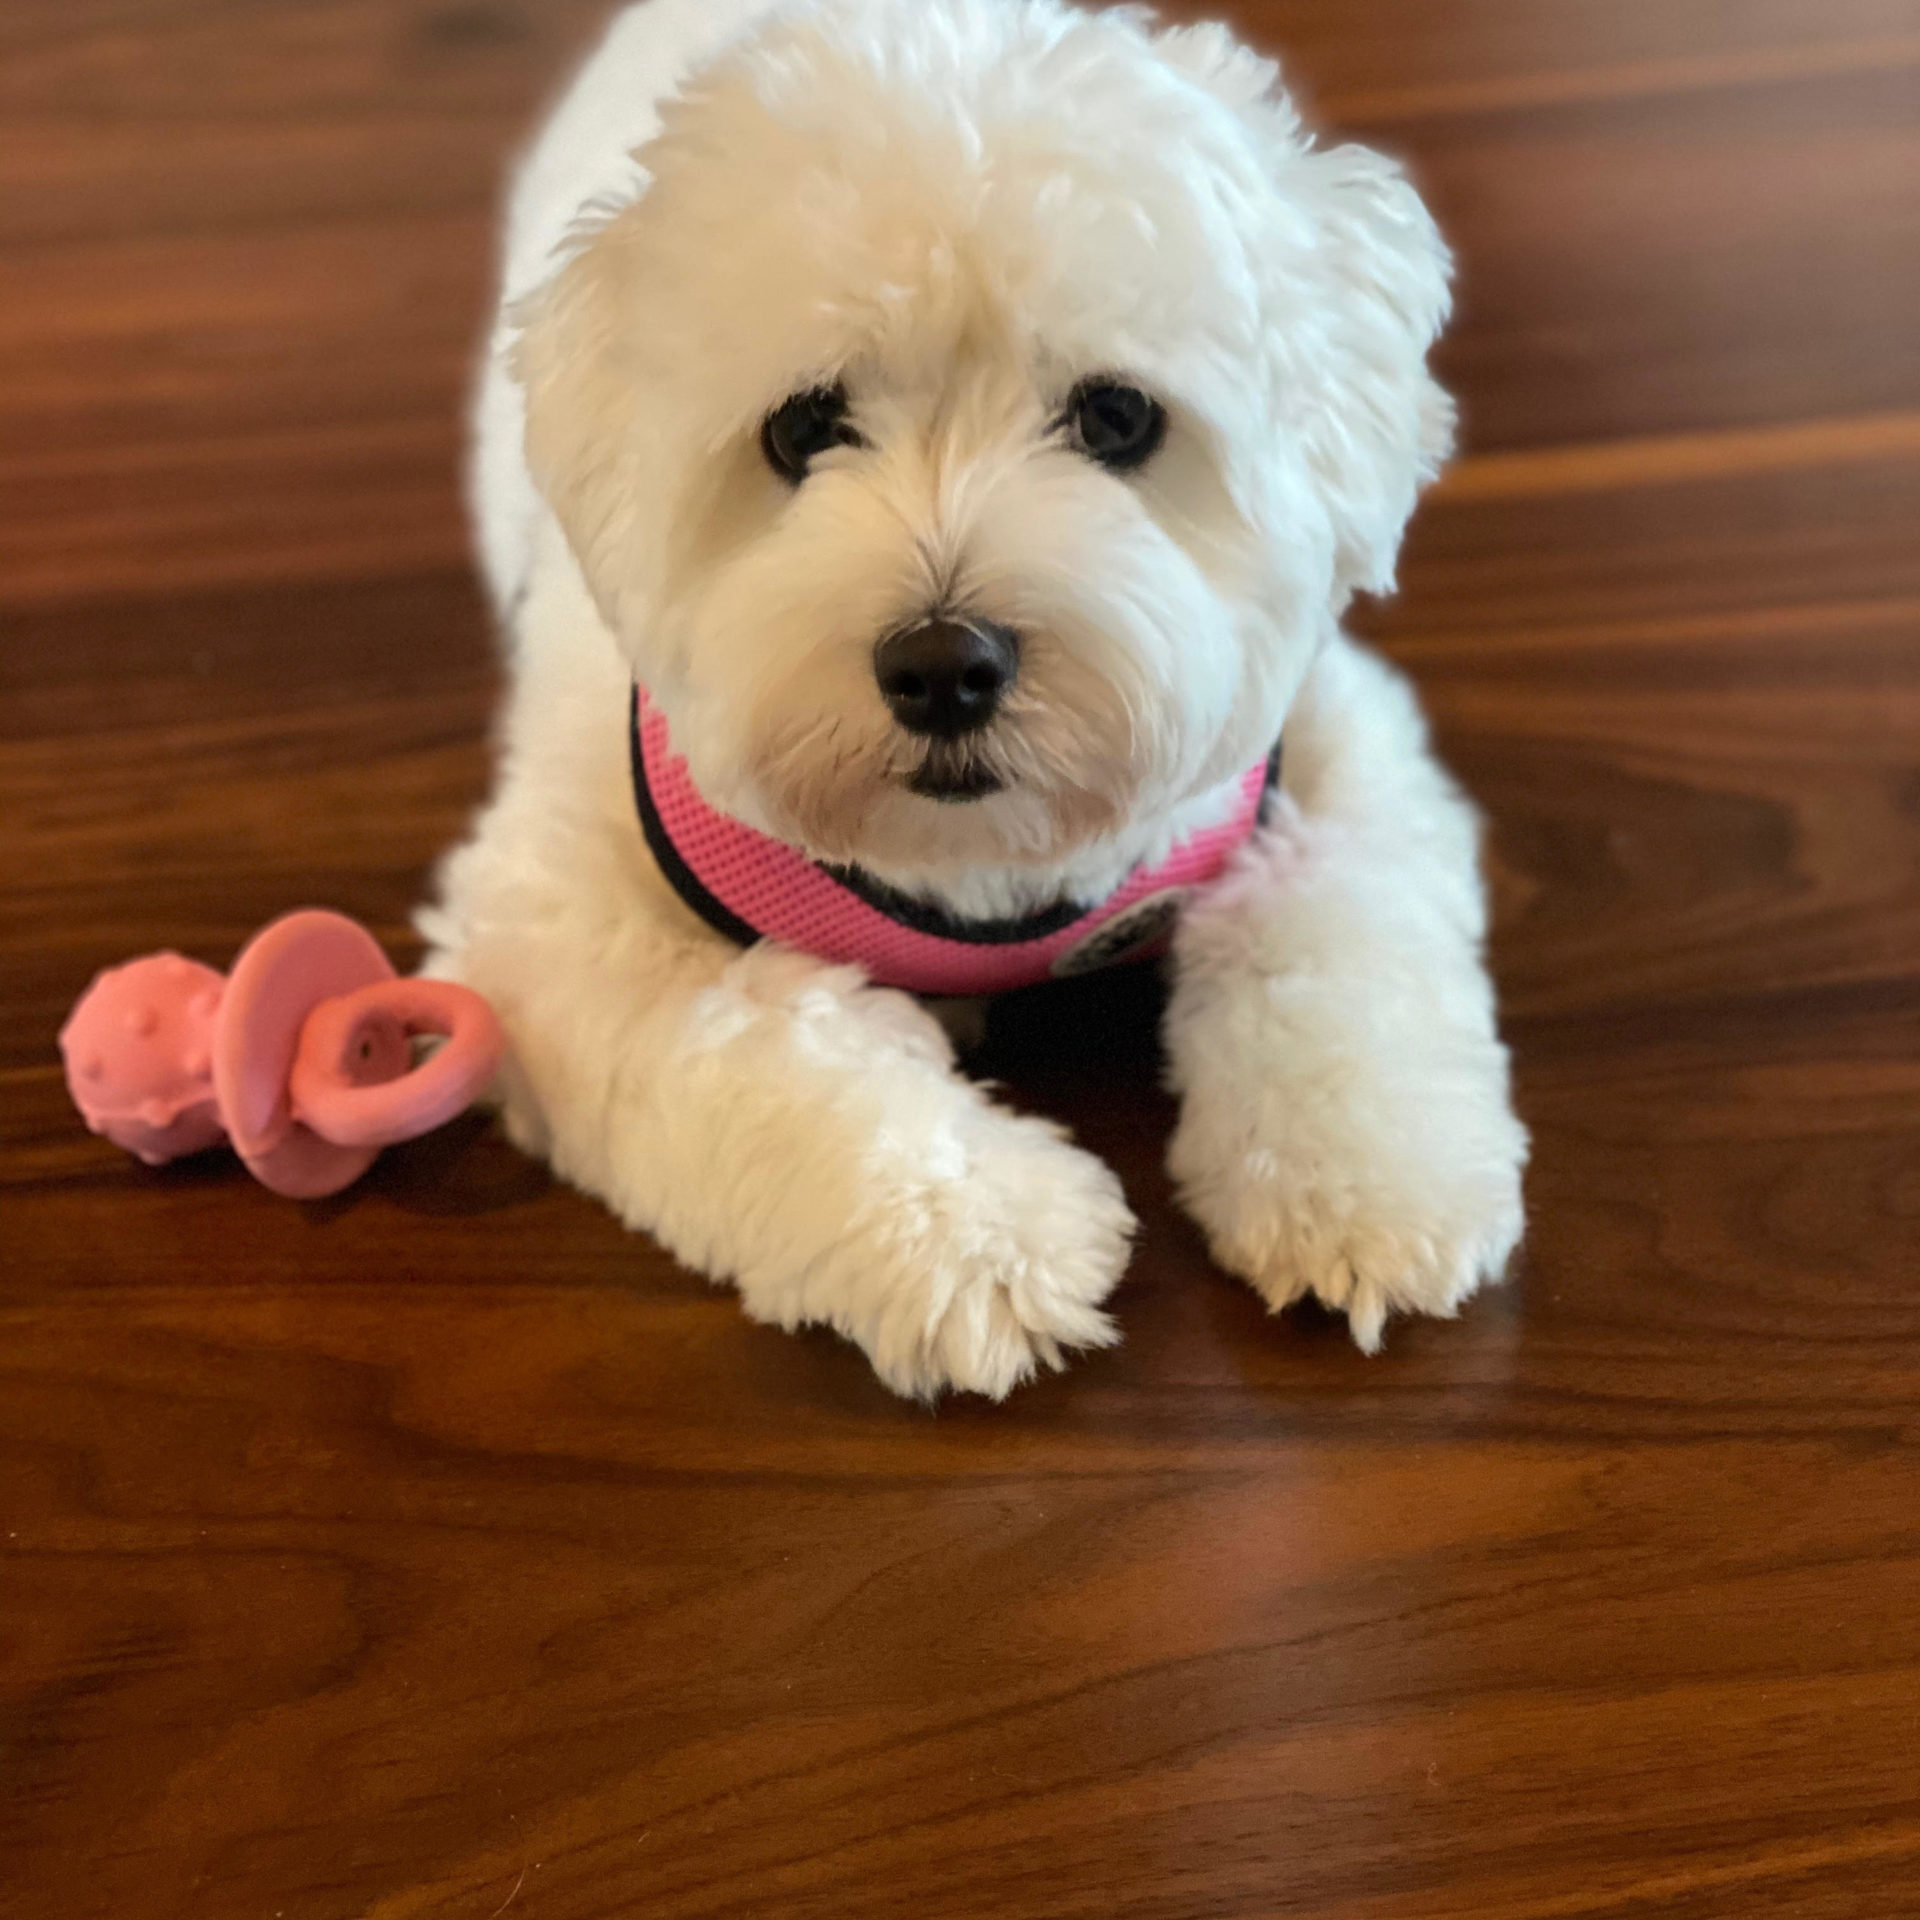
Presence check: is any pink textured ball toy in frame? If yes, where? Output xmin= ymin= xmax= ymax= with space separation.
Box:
xmin=59 ymin=910 xmax=503 ymax=1200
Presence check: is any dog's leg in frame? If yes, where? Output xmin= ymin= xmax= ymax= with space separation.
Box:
xmin=1164 ymin=632 xmax=1527 ymax=1351
xmin=425 ymin=815 xmax=1133 ymax=1399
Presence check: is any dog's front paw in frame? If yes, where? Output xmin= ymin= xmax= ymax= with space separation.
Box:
xmin=840 ymin=1113 xmax=1136 ymax=1401
xmin=1170 ymin=1048 xmax=1526 ymax=1353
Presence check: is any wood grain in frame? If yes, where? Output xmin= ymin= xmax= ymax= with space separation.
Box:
xmin=3 ymin=4 xmax=1917 ymax=1917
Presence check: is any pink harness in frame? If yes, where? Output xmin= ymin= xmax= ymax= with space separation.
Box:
xmin=631 ymin=690 xmax=1276 ymax=997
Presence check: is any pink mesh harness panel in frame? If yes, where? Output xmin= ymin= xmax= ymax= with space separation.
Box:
xmin=631 ymin=689 xmax=1276 ymax=997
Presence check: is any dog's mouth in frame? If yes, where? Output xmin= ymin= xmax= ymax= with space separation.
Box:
xmin=907 ymin=748 xmax=1004 ymax=804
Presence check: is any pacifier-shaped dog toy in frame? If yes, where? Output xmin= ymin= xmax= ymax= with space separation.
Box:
xmin=59 ymin=910 xmax=502 ymax=1200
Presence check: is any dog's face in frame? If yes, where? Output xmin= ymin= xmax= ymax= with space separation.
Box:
xmin=517 ymin=0 xmax=1452 ymax=877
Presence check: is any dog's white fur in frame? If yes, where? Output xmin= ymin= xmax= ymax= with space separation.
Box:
xmin=421 ymin=0 xmax=1528 ymax=1397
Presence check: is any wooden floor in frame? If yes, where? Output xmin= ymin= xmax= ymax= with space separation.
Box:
xmin=4 ymin=3 xmax=1917 ymax=1916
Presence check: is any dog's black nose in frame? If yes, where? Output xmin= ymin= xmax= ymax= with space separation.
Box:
xmin=874 ymin=618 xmax=1019 ymax=739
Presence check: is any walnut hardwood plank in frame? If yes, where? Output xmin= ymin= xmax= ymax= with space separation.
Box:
xmin=3 ymin=0 xmax=1916 ymax=603
xmin=2 ymin=3 xmax=1917 ymax=1918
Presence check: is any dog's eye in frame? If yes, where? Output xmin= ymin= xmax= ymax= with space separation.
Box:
xmin=1065 ymin=380 xmax=1167 ymax=472
xmin=762 ymin=384 xmax=863 ymax=483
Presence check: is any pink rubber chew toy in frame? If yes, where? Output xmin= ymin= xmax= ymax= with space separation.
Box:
xmin=59 ymin=910 xmax=503 ymax=1200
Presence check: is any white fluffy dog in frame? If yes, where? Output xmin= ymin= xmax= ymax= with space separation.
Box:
xmin=421 ymin=0 xmax=1529 ymax=1398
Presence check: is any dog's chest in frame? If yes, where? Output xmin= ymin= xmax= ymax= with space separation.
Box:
xmin=630 ymin=690 xmax=1279 ymax=996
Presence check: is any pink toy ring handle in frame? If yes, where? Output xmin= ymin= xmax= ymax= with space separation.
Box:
xmin=289 ymin=979 xmax=502 ymax=1152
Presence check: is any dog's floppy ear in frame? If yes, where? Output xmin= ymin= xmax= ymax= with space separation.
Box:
xmin=1293 ymin=139 xmax=1455 ymax=598
xmin=510 ymin=204 xmax=656 ymax=617
xmin=1155 ymin=22 xmax=1454 ymax=600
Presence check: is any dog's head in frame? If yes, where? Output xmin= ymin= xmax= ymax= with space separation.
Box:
xmin=515 ymin=0 xmax=1451 ymax=876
